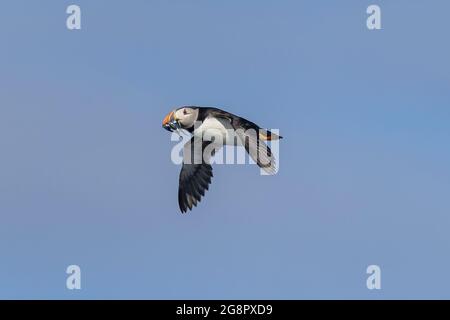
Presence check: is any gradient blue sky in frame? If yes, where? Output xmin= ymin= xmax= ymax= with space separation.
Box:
xmin=0 ymin=1 xmax=449 ymax=299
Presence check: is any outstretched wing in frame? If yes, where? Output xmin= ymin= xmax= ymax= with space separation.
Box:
xmin=178 ymin=137 xmax=220 ymax=213
xmin=206 ymin=108 xmax=278 ymax=175
xmin=234 ymin=128 xmax=277 ymax=175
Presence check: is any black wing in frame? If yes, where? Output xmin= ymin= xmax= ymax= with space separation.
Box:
xmin=178 ymin=137 xmax=218 ymax=213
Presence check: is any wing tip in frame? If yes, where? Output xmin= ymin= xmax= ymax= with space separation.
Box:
xmin=178 ymin=162 xmax=214 ymax=214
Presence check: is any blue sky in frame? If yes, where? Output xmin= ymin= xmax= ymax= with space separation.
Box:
xmin=0 ymin=0 xmax=449 ymax=299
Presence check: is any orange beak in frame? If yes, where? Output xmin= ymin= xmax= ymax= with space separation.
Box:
xmin=162 ymin=110 xmax=178 ymax=132
xmin=162 ymin=111 xmax=174 ymax=126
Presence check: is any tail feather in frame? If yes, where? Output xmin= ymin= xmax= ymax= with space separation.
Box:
xmin=259 ymin=130 xmax=283 ymax=141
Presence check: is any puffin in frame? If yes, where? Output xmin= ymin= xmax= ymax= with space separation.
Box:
xmin=162 ymin=106 xmax=282 ymax=213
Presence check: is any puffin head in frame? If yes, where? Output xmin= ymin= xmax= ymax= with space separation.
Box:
xmin=162 ymin=107 xmax=199 ymax=132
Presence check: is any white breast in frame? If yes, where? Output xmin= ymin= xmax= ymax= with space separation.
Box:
xmin=193 ymin=117 xmax=237 ymax=145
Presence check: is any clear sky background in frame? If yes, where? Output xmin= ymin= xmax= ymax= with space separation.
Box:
xmin=0 ymin=1 xmax=449 ymax=299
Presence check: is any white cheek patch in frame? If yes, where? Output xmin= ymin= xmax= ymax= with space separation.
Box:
xmin=179 ymin=113 xmax=197 ymax=128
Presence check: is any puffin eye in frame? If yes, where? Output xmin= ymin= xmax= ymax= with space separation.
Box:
xmin=183 ymin=109 xmax=188 ymax=115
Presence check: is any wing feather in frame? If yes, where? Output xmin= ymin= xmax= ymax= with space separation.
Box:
xmin=235 ymin=127 xmax=278 ymax=175
xmin=178 ymin=137 xmax=218 ymax=213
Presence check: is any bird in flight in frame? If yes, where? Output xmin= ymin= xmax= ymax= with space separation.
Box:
xmin=162 ymin=106 xmax=282 ymax=213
